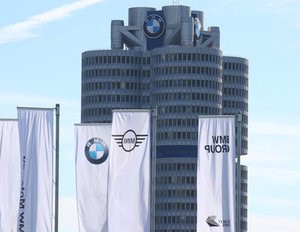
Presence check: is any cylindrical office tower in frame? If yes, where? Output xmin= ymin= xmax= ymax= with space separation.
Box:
xmin=222 ymin=56 xmax=249 ymax=155
xmin=81 ymin=4 xmax=249 ymax=232
xmin=81 ymin=49 xmax=147 ymax=123
xmin=151 ymin=46 xmax=223 ymax=146
xmin=223 ymin=56 xmax=249 ymax=232
xmin=240 ymin=165 xmax=248 ymax=232
xmin=150 ymin=46 xmax=223 ymax=231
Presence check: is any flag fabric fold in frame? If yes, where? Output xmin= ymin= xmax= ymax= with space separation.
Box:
xmin=17 ymin=108 xmax=54 ymax=232
xmin=75 ymin=123 xmax=111 ymax=232
xmin=197 ymin=116 xmax=236 ymax=232
xmin=108 ymin=110 xmax=151 ymax=232
xmin=0 ymin=120 xmax=20 ymax=232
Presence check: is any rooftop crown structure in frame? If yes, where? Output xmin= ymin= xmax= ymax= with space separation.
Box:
xmin=111 ymin=5 xmax=219 ymax=51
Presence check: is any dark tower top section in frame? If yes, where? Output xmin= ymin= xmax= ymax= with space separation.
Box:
xmin=111 ymin=5 xmax=219 ymax=51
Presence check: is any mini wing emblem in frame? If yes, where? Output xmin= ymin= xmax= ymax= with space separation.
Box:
xmin=112 ymin=130 xmax=148 ymax=152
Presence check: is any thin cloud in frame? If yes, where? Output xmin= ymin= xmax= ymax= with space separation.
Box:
xmin=249 ymin=214 xmax=300 ymax=232
xmin=243 ymin=150 xmax=292 ymax=164
xmin=249 ymin=165 xmax=300 ymax=185
xmin=253 ymin=196 xmax=300 ymax=209
xmin=250 ymin=120 xmax=300 ymax=136
xmin=0 ymin=92 xmax=79 ymax=108
xmin=220 ymin=0 xmax=300 ymax=12
xmin=0 ymin=0 xmax=106 ymax=44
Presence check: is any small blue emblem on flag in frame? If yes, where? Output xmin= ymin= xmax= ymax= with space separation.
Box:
xmin=85 ymin=138 xmax=109 ymax=164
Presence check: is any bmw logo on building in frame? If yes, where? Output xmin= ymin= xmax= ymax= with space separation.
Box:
xmin=143 ymin=14 xmax=165 ymax=39
xmin=85 ymin=138 xmax=109 ymax=164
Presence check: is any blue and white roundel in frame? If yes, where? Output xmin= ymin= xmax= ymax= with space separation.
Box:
xmin=146 ymin=19 xmax=160 ymax=33
xmin=143 ymin=14 xmax=165 ymax=39
xmin=89 ymin=143 xmax=104 ymax=159
xmin=85 ymin=138 xmax=109 ymax=164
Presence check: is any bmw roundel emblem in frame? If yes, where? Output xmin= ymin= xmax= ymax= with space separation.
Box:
xmin=143 ymin=14 xmax=165 ymax=39
xmin=85 ymin=138 xmax=109 ymax=164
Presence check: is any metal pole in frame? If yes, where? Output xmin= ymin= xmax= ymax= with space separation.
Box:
xmin=236 ymin=113 xmax=242 ymax=232
xmin=151 ymin=107 xmax=157 ymax=232
xmin=54 ymin=104 xmax=60 ymax=232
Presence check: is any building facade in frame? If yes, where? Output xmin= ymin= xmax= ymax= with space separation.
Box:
xmin=81 ymin=5 xmax=248 ymax=231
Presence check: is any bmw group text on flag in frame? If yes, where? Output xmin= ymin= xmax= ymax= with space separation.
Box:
xmin=197 ymin=116 xmax=236 ymax=232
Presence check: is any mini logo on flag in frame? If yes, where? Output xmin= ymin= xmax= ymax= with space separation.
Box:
xmin=112 ymin=130 xmax=148 ymax=152
xmin=85 ymin=138 xmax=109 ymax=164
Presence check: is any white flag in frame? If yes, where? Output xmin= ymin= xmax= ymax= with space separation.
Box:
xmin=75 ymin=123 xmax=111 ymax=232
xmin=108 ymin=110 xmax=151 ymax=232
xmin=197 ymin=116 xmax=235 ymax=232
xmin=0 ymin=120 xmax=20 ymax=232
xmin=17 ymin=108 xmax=53 ymax=232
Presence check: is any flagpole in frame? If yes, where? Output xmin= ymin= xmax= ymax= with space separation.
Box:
xmin=54 ymin=104 xmax=60 ymax=232
xmin=236 ymin=113 xmax=242 ymax=232
xmin=151 ymin=106 xmax=157 ymax=232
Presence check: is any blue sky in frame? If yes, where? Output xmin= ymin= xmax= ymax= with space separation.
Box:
xmin=1 ymin=0 xmax=300 ymax=231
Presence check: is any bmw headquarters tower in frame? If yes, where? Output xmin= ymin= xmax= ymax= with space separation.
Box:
xmin=81 ymin=5 xmax=248 ymax=232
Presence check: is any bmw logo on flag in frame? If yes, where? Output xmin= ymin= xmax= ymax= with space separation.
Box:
xmin=85 ymin=138 xmax=109 ymax=164
xmin=143 ymin=14 xmax=165 ymax=39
